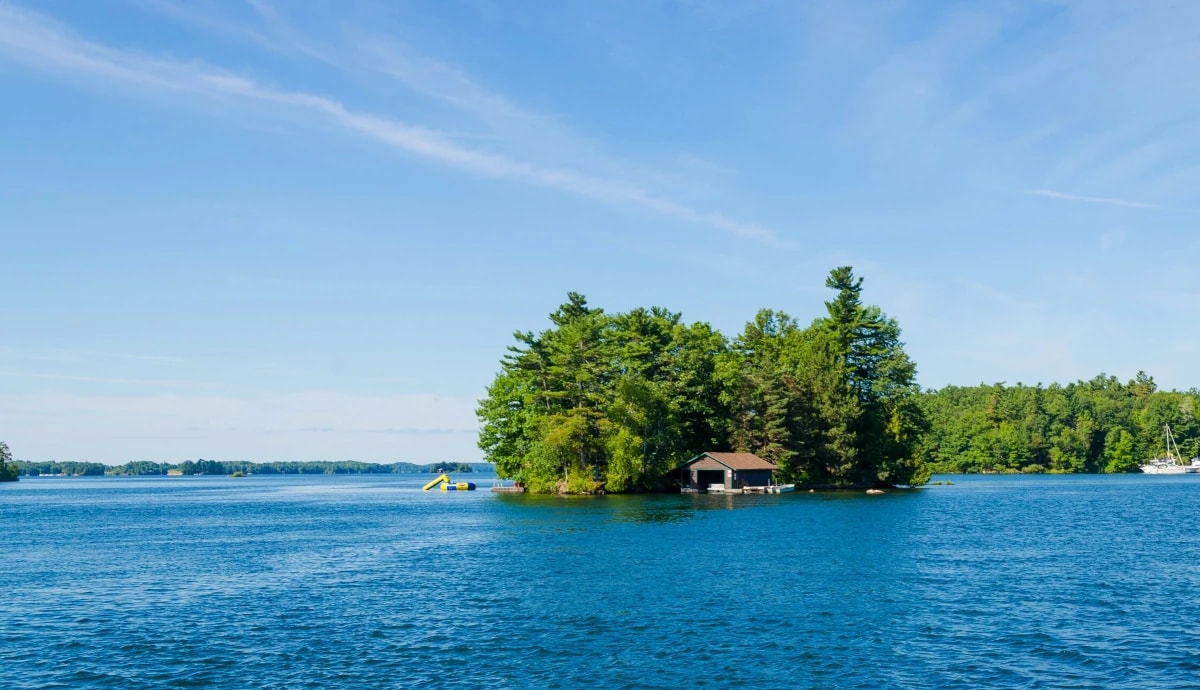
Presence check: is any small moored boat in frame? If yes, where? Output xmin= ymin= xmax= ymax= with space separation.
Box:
xmin=1140 ymin=424 xmax=1193 ymax=474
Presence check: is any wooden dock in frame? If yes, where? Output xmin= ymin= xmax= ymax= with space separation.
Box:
xmin=490 ymin=482 xmax=525 ymax=493
xmin=683 ymin=486 xmax=771 ymax=495
xmin=682 ymin=485 xmax=790 ymax=495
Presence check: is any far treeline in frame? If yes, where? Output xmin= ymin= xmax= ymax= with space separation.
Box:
xmin=10 ymin=459 xmax=483 ymax=477
xmin=920 ymin=374 xmax=1195 ymax=474
xmin=477 ymin=266 xmax=1198 ymax=493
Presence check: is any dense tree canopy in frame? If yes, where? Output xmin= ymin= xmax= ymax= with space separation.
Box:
xmin=478 ymin=293 xmax=731 ymax=493
xmin=917 ymin=373 xmax=1200 ymax=473
xmin=477 ymin=267 xmax=930 ymax=492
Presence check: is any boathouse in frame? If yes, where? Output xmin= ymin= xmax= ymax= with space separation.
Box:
xmin=675 ymin=452 xmax=777 ymax=493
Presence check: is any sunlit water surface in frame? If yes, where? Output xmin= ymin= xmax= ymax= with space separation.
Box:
xmin=4 ymin=473 xmax=1200 ymax=688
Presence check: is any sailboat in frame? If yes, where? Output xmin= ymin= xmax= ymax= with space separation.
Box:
xmin=1139 ymin=424 xmax=1198 ymax=474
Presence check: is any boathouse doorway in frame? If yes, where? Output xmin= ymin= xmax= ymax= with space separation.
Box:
xmin=697 ymin=469 xmax=726 ymax=492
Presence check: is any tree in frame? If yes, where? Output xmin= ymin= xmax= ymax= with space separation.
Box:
xmin=0 ymin=441 xmax=18 ymax=481
xmin=722 ymin=310 xmax=803 ymax=474
xmin=543 ymin=293 xmax=613 ymax=481
xmin=663 ymin=321 xmax=731 ymax=456
xmin=818 ymin=266 xmax=928 ymax=486
xmin=603 ymin=307 xmax=679 ymax=490
xmin=478 ymin=294 xmax=709 ymax=492
xmin=1103 ymin=428 xmax=1138 ymax=473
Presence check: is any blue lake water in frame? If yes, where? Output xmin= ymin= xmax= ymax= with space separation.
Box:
xmin=4 ymin=473 xmax=1200 ymax=689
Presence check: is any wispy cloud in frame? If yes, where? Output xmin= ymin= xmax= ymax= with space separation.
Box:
xmin=1026 ymin=189 xmax=1158 ymax=209
xmin=827 ymin=2 xmax=1200 ymax=209
xmin=0 ymin=3 xmax=781 ymax=244
xmin=241 ymin=0 xmax=332 ymax=63
xmin=362 ymin=40 xmax=538 ymax=124
xmin=123 ymin=0 xmax=273 ymax=52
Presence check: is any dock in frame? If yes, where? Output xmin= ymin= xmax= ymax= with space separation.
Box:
xmin=682 ymin=484 xmax=794 ymax=495
xmin=683 ymin=485 xmax=769 ymax=495
xmin=490 ymin=481 xmax=525 ymax=493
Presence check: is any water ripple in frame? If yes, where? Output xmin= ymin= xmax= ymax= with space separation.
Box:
xmin=6 ymin=474 xmax=1200 ymax=688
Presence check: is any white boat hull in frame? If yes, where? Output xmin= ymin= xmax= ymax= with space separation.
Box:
xmin=1141 ymin=463 xmax=1189 ymax=475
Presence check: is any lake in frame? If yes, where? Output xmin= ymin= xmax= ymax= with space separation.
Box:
xmin=3 ymin=473 xmax=1200 ymax=689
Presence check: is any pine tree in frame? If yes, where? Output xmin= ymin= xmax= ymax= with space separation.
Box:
xmin=0 ymin=441 xmax=17 ymax=481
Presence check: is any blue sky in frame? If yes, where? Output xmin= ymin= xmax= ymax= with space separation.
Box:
xmin=2 ymin=0 xmax=1198 ymax=464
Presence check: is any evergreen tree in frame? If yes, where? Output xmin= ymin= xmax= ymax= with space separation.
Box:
xmin=0 ymin=441 xmax=18 ymax=481
xmin=478 ymin=293 xmax=731 ymax=492
xmin=817 ymin=267 xmax=928 ymax=485
xmin=723 ymin=310 xmax=799 ymax=468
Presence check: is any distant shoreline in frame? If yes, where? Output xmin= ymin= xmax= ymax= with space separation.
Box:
xmin=12 ymin=460 xmax=495 ymax=478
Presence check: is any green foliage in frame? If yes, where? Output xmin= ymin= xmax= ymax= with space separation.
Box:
xmin=520 ymin=439 xmax=568 ymax=493
xmin=1103 ymin=428 xmax=1138 ymax=473
xmin=478 ymin=294 xmax=729 ymax=493
xmin=15 ymin=460 xmax=106 ymax=477
xmin=918 ymin=374 xmax=1200 ymax=474
xmin=717 ymin=268 xmax=927 ymax=487
xmin=477 ymin=267 xmax=931 ymax=492
xmin=564 ymin=463 xmax=598 ymax=494
xmin=818 ymin=268 xmax=927 ymax=485
xmin=479 ymin=274 xmax=1198 ymax=489
xmin=0 ymin=441 xmax=18 ymax=482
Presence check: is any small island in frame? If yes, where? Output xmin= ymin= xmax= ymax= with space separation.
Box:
xmin=478 ymin=266 xmax=928 ymax=494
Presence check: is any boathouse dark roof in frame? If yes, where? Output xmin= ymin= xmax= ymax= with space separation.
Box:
xmin=675 ymin=452 xmax=777 ymax=471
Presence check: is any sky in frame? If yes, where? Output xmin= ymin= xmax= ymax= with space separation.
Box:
xmin=2 ymin=0 xmax=1199 ymax=464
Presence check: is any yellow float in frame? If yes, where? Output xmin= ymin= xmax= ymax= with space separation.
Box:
xmin=421 ymin=473 xmax=476 ymax=491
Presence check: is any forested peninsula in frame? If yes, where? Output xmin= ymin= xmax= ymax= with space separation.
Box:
xmin=477 ymin=266 xmax=1199 ymax=493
